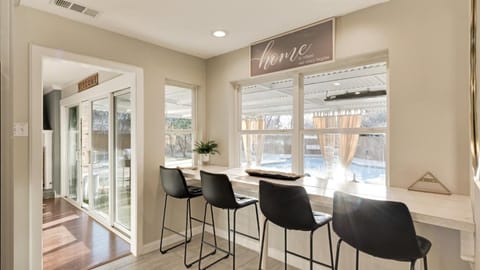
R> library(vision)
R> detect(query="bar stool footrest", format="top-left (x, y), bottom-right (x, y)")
top-left (286, 249), bottom-right (334, 269)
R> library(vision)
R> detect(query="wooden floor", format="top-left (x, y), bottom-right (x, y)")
top-left (43, 198), bottom-right (131, 270)
top-left (94, 233), bottom-right (300, 270)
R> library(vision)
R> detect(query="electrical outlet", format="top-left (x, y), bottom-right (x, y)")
top-left (13, 122), bottom-right (29, 137)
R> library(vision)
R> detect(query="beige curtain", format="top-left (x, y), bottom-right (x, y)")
top-left (313, 114), bottom-right (336, 169)
top-left (338, 114), bottom-right (362, 169)
top-left (313, 115), bottom-right (328, 156)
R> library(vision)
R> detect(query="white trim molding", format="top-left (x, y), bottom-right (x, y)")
top-left (29, 45), bottom-right (145, 269)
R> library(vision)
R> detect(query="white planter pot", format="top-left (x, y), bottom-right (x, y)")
top-left (199, 154), bottom-right (210, 165)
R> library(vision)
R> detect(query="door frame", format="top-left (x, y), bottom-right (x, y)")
top-left (30, 45), bottom-right (144, 269)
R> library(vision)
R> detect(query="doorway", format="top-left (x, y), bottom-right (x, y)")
top-left (30, 45), bottom-right (144, 269)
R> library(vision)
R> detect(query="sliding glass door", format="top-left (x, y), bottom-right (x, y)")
top-left (114, 92), bottom-right (131, 230)
top-left (67, 106), bottom-right (79, 200)
top-left (63, 89), bottom-right (132, 236)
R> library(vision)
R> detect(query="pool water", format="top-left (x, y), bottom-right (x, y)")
top-left (257, 155), bottom-right (385, 184)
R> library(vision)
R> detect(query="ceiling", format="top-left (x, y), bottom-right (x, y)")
top-left (20, 0), bottom-right (388, 59)
top-left (42, 57), bottom-right (120, 93)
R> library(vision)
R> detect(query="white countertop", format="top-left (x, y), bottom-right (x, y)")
top-left (182, 166), bottom-right (474, 233)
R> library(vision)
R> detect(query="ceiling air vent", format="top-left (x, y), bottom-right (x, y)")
top-left (83, 8), bottom-right (99, 18)
top-left (51, 0), bottom-right (100, 18)
top-left (70, 3), bottom-right (86, 13)
top-left (54, 0), bottom-right (72, 9)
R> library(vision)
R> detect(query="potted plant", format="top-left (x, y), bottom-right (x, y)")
top-left (193, 140), bottom-right (219, 165)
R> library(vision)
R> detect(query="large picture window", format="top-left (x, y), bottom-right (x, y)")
top-left (237, 62), bottom-right (388, 185)
top-left (165, 83), bottom-right (196, 167)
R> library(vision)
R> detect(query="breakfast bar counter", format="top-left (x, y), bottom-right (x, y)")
top-left (181, 166), bottom-right (475, 263)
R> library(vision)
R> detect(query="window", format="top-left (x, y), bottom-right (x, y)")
top-left (237, 62), bottom-right (388, 185)
top-left (239, 79), bottom-right (294, 171)
top-left (165, 83), bottom-right (196, 167)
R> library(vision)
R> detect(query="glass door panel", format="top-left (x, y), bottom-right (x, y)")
top-left (91, 98), bottom-right (110, 216)
top-left (67, 106), bottom-right (79, 200)
top-left (80, 101), bottom-right (91, 208)
top-left (114, 92), bottom-right (131, 230)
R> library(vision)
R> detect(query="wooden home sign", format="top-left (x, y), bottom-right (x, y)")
top-left (78, 73), bottom-right (99, 92)
top-left (250, 19), bottom-right (334, 76)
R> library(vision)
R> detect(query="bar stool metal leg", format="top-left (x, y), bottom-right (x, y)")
top-left (356, 249), bottom-right (359, 270)
top-left (198, 202), bottom-right (209, 270)
top-left (284, 228), bottom-right (288, 270)
top-left (410, 260), bottom-right (416, 270)
top-left (185, 200), bottom-right (217, 268)
top-left (227, 204), bottom-right (261, 241)
top-left (424, 256), bottom-right (428, 270)
top-left (199, 205), bottom-right (232, 270)
top-left (258, 219), bottom-right (268, 270)
top-left (233, 209), bottom-right (238, 270)
top-left (184, 199), bottom-right (192, 267)
top-left (327, 223), bottom-right (334, 270)
top-left (254, 204), bottom-right (261, 239)
top-left (159, 194), bottom-right (169, 254)
top-left (310, 230), bottom-right (314, 270)
top-left (335, 239), bottom-right (342, 270)
top-left (210, 205), bottom-right (218, 248)
top-left (227, 210), bottom-right (231, 254)
top-left (160, 195), bottom-right (192, 254)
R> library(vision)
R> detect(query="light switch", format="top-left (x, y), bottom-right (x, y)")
top-left (13, 122), bottom-right (29, 137)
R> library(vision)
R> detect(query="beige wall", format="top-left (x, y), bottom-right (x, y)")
top-left (11, 6), bottom-right (206, 269)
top-left (206, 0), bottom-right (470, 195)
top-left (0, 0), bottom-right (14, 269)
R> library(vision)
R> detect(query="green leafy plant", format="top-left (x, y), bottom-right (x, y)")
top-left (193, 140), bottom-right (219, 155)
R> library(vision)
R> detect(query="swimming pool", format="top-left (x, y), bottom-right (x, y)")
top-left (252, 155), bottom-right (386, 184)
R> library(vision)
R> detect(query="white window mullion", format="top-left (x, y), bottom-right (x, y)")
top-left (108, 93), bottom-right (115, 227)
top-left (296, 74), bottom-right (305, 175)
top-left (192, 86), bottom-right (198, 166)
top-left (304, 127), bottom-right (387, 134)
top-left (233, 85), bottom-right (241, 168)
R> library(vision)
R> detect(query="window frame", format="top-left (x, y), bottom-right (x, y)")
top-left (234, 58), bottom-right (389, 184)
top-left (235, 77), bottom-right (298, 172)
top-left (164, 80), bottom-right (198, 167)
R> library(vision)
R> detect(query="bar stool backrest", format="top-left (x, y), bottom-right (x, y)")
top-left (259, 180), bottom-right (316, 231)
top-left (332, 191), bottom-right (422, 261)
top-left (200, 170), bottom-right (238, 209)
top-left (160, 166), bottom-right (190, 198)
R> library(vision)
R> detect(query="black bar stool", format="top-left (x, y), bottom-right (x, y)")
top-left (159, 166), bottom-right (216, 268)
top-left (258, 180), bottom-right (335, 270)
top-left (198, 170), bottom-right (261, 270)
top-left (332, 191), bottom-right (431, 270)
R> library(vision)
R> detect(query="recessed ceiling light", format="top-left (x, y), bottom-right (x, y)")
top-left (333, 82), bottom-right (341, 86)
top-left (212, 30), bottom-right (227, 38)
